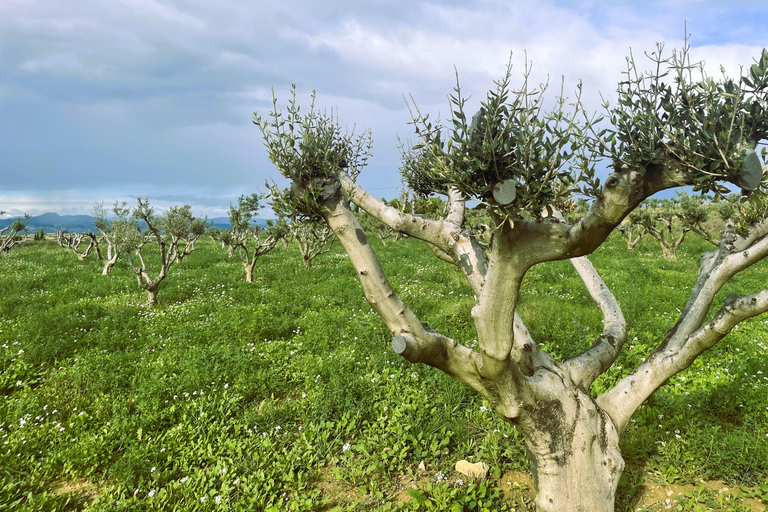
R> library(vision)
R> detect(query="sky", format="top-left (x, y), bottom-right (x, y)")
top-left (2, 0), bottom-right (768, 219)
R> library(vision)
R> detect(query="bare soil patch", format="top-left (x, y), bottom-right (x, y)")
top-left (50, 477), bottom-right (102, 503)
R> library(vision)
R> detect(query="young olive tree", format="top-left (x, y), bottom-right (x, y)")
top-left (620, 198), bottom-right (690, 259)
top-left (226, 193), bottom-right (289, 282)
top-left (615, 207), bottom-right (650, 251)
top-left (289, 218), bottom-right (335, 267)
top-left (255, 46), bottom-right (768, 512)
top-left (676, 191), bottom-right (722, 245)
top-left (93, 201), bottom-right (138, 275)
top-left (0, 213), bottom-right (29, 254)
top-left (126, 198), bottom-right (208, 305)
top-left (208, 227), bottom-right (234, 256)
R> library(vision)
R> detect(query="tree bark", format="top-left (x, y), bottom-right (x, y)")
top-left (520, 388), bottom-right (624, 512)
top-left (102, 256), bottom-right (116, 276)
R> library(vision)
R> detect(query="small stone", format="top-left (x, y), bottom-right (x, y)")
top-left (666, 490), bottom-right (673, 497)
top-left (418, 461), bottom-right (426, 471)
top-left (454, 460), bottom-right (489, 480)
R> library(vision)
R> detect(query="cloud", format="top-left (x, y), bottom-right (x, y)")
top-left (1, 0), bottom-right (767, 216)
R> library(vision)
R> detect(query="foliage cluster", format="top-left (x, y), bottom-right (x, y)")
top-left (404, 59), bottom-right (599, 219)
top-left (254, 86), bottom-right (372, 222)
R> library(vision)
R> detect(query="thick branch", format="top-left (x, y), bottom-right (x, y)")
top-left (318, 192), bottom-right (511, 400)
top-left (565, 256), bottom-right (627, 390)
top-left (471, 221), bottom-right (537, 377)
top-left (445, 187), bottom-right (465, 227)
top-left (340, 173), bottom-right (488, 295)
top-left (600, 289), bottom-right (768, 433)
top-left (502, 157), bottom-right (694, 267)
top-left (664, 226), bottom-right (768, 351)
top-left (426, 242), bottom-right (455, 264)
top-left (339, 173), bottom-right (445, 245)
top-left (598, 223), bottom-right (768, 432)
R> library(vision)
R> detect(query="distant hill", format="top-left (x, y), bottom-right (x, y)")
top-left (0, 213), bottom-right (267, 233)
top-left (0, 212), bottom-right (99, 233)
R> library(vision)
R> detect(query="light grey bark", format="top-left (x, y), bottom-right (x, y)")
top-left (101, 244), bottom-right (119, 275)
top-left (126, 233), bottom-right (176, 305)
top-left (126, 237), bottom-right (170, 306)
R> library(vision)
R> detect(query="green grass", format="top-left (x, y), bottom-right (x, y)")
top-left (1, 235), bottom-right (766, 511)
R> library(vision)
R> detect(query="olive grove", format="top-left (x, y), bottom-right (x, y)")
top-left (255, 46), bottom-right (768, 512)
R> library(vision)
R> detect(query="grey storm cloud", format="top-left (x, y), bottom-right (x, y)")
top-left (1, 0), bottom-right (767, 217)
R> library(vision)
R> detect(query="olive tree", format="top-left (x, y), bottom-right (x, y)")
top-left (254, 46), bottom-right (768, 512)
top-left (93, 201), bottom-right (139, 275)
top-left (615, 208), bottom-right (649, 251)
top-left (208, 227), bottom-right (235, 256)
top-left (620, 198), bottom-right (690, 259)
top-left (226, 193), bottom-right (289, 281)
top-left (0, 213), bottom-right (29, 254)
top-left (126, 198), bottom-right (208, 305)
top-left (676, 191), bottom-right (722, 245)
top-left (56, 230), bottom-right (102, 261)
top-left (290, 219), bottom-right (335, 267)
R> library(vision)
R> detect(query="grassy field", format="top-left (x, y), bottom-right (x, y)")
top-left (1, 233), bottom-right (767, 511)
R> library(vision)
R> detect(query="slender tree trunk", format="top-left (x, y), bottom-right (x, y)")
top-left (146, 287), bottom-right (158, 305)
top-left (660, 243), bottom-right (677, 260)
top-left (244, 263), bottom-right (254, 282)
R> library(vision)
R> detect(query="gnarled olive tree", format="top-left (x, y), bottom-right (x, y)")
top-left (126, 198), bottom-right (208, 305)
top-left (93, 201), bottom-right (139, 275)
top-left (676, 191), bottom-right (722, 245)
top-left (56, 230), bottom-right (102, 261)
top-left (226, 193), bottom-right (288, 282)
top-left (255, 46), bottom-right (768, 511)
top-left (0, 213), bottom-right (29, 254)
